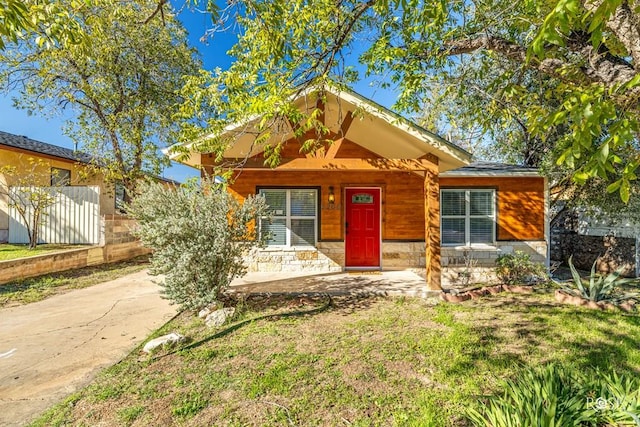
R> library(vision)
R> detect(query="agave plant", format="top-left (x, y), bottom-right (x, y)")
top-left (560, 256), bottom-right (638, 304)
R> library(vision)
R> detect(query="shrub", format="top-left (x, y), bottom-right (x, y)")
top-left (467, 364), bottom-right (640, 426)
top-left (127, 179), bottom-right (268, 311)
top-left (494, 251), bottom-right (547, 285)
top-left (559, 256), bottom-right (639, 304)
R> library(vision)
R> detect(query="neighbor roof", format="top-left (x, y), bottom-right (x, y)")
top-left (440, 162), bottom-right (541, 177)
top-left (0, 130), bottom-right (182, 185)
top-left (0, 131), bottom-right (94, 164)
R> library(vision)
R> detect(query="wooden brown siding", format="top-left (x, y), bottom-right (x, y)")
top-left (227, 170), bottom-right (427, 241)
top-left (439, 176), bottom-right (545, 241)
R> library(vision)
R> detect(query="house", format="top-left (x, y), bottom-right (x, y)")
top-left (173, 87), bottom-right (549, 290)
top-left (0, 131), bottom-right (178, 244)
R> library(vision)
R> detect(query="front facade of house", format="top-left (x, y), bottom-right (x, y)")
top-left (178, 87), bottom-right (548, 290)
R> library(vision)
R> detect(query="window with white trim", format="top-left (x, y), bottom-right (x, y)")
top-left (259, 188), bottom-right (317, 247)
top-left (441, 189), bottom-right (496, 245)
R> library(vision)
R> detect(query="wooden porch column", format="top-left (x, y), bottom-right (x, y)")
top-left (424, 168), bottom-right (441, 290)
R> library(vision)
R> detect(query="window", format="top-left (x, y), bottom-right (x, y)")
top-left (259, 188), bottom-right (317, 247)
top-left (441, 189), bottom-right (495, 245)
top-left (50, 167), bottom-right (71, 186)
top-left (115, 181), bottom-right (126, 213)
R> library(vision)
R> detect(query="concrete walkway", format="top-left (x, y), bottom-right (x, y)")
top-left (0, 270), bottom-right (176, 426)
top-left (230, 270), bottom-right (431, 297)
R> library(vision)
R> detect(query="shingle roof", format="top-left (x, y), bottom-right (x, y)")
top-left (0, 130), bottom-right (95, 164)
top-left (440, 161), bottom-right (540, 176)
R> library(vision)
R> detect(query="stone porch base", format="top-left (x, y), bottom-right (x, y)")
top-left (245, 240), bottom-right (549, 289)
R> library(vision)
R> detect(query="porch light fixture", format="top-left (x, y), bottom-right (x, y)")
top-left (328, 186), bottom-right (335, 205)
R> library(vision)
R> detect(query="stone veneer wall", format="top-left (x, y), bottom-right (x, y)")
top-left (245, 242), bottom-right (343, 273)
top-left (244, 240), bottom-right (549, 287)
top-left (441, 241), bottom-right (548, 287)
top-left (0, 215), bottom-right (149, 285)
top-left (245, 241), bottom-right (427, 273)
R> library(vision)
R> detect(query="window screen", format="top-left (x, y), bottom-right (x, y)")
top-left (259, 189), bottom-right (317, 246)
top-left (441, 189), bottom-right (495, 245)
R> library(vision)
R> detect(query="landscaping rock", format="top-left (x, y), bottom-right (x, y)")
top-left (619, 301), bottom-right (636, 312)
top-left (486, 285), bottom-right (503, 295)
top-left (503, 285), bottom-right (534, 294)
top-left (440, 292), bottom-right (471, 303)
top-left (142, 332), bottom-right (185, 353)
top-left (468, 288), bottom-right (489, 299)
top-left (198, 306), bottom-right (212, 319)
top-left (205, 307), bottom-right (236, 327)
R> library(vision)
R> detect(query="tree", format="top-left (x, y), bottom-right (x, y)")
top-left (126, 179), bottom-right (268, 311)
top-left (177, 0), bottom-right (640, 202)
top-left (1, 0), bottom-right (201, 193)
top-left (0, 158), bottom-right (64, 248)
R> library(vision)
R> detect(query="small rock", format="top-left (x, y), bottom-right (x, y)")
top-left (205, 307), bottom-right (236, 327)
top-left (142, 332), bottom-right (185, 353)
top-left (198, 307), bottom-right (212, 319)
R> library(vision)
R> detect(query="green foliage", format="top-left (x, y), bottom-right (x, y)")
top-left (171, 392), bottom-right (208, 419)
top-left (0, 0), bottom-right (85, 50)
top-left (467, 364), bottom-right (640, 426)
top-left (0, 0), bottom-right (201, 192)
top-left (126, 179), bottom-right (268, 311)
top-left (560, 256), bottom-right (638, 304)
top-left (495, 251), bottom-right (548, 285)
top-left (177, 0), bottom-right (640, 202)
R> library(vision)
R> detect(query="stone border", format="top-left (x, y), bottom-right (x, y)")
top-left (554, 289), bottom-right (637, 312)
top-left (440, 284), bottom-right (534, 303)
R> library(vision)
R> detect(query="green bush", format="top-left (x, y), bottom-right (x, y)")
top-left (467, 364), bottom-right (640, 426)
top-left (495, 251), bottom-right (547, 285)
top-left (127, 179), bottom-right (268, 311)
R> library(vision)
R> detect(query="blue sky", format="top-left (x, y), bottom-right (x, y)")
top-left (0, 4), bottom-right (398, 183)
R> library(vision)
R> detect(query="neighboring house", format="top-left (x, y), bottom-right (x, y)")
top-left (0, 131), bottom-right (122, 243)
top-left (0, 131), bottom-right (177, 244)
top-left (173, 87), bottom-right (549, 290)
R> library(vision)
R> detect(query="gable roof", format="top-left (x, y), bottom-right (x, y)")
top-left (0, 131), bottom-right (94, 164)
top-left (171, 85), bottom-right (472, 173)
top-left (440, 162), bottom-right (541, 177)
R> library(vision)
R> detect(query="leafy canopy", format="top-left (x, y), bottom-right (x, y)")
top-left (178, 0), bottom-right (640, 202)
top-left (1, 0), bottom-right (201, 192)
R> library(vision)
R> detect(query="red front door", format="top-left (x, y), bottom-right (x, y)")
top-left (345, 188), bottom-right (381, 268)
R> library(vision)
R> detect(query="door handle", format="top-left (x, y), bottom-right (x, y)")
top-left (345, 222), bottom-right (349, 235)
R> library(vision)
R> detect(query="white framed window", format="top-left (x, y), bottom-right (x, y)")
top-left (441, 189), bottom-right (496, 245)
top-left (259, 188), bottom-right (318, 247)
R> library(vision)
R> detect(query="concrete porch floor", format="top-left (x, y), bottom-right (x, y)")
top-left (229, 270), bottom-right (434, 297)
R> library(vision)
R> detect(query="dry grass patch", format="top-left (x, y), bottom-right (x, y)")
top-left (31, 292), bottom-right (640, 427)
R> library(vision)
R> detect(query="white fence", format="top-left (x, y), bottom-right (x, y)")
top-left (8, 186), bottom-right (101, 245)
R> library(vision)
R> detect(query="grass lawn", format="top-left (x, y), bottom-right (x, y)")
top-left (0, 243), bottom-right (78, 261)
top-left (0, 256), bottom-right (149, 307)
top-left (31, 291), bottom-right (640, 427)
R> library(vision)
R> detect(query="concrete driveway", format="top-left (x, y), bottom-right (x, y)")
top-left (0, 270), bottom-right (176, 426)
